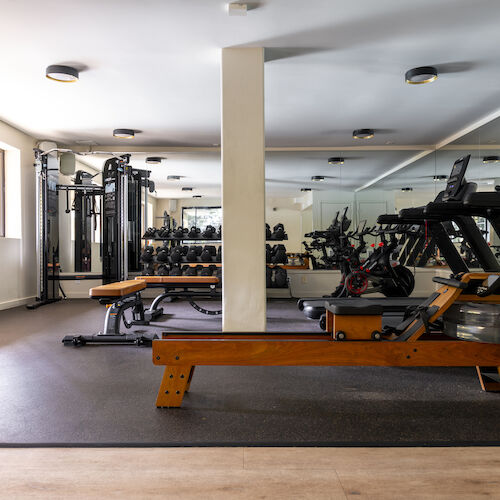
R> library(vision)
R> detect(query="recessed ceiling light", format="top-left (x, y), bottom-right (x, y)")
top-left (433, 175), bottom-right (447, 181)
top-left (193, 195), bottom-right (202, 198)
top-left (401, 187), bottom-right (413, 192)
top-left (328, 157), bottom-right (344, 165)
top-left (311, 176), bottom-right (325, 182)
top-left (113, 128), bottom-right (135, 139)
top-left (45, 64), bottom-right (79, 82)
top-left (353, 129), bottom-right (374, 139)
top-left (405, 66), bottom-right (438, 84)
top-left (301, 188), bottom-right (312, 192)
top-left (182, 187), bottom-right (193, 191)
top-left (167, 175), bottom-right (181, 181)
top-left (145, 156), bottom-right (165, 164)
top-left (483, 155), bottom-right (500, 163)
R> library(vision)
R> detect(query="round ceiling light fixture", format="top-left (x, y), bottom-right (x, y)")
top-left (167, 175), bottom-right (181, 181)
top-left (301, 188), bottom-right (312, 192)
top-left (181, 187), bottom-right (193, 191)
top-left (433, 175), bottom-right (447, 181)
top-left (483, 155), bottom-right (500, 163)
top-left (311, 176), bottom-right (325, 182)
top-left (353, 129), bottom-right (374, 139)
top-left (401, 187), bottom-right (413, 192)
top-left (45, 64), bottom-right (79, 82)
top-left (328, 157), bottom-right (344, 165)
top-left (113, 128), bottom-right (135, 139)
top-left (192, 195), bottom-right (202, 198)
top-left (145, 156), bottom-right (165, 164)
top-left (405, 66), bottom-right (438, 85)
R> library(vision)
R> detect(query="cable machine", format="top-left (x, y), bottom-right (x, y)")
top-left (28, 148), bottom-right (154, 308)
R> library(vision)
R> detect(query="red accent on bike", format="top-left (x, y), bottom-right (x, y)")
top-left (370, 244), bottom-right (375, 247)
top-left (379, 242), bottom-right (384, 247)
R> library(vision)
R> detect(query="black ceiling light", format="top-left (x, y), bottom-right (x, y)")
top-left (353, 129), bottom-right (374, 139)
top-left (181, 187), bottom-right (193, 191)
top-left (328, 157), bottom-right (344, 165)
top-left (45, 64), bottom-right (79, 82)
top-left (192, 195), bottom-right (202, 198)
top-left (113, 128), bottom-right (135, 139)
top-left (167, 175), bottom-right (181, 181)
top-left (483, 155), bottom-right (500, 164)
top-left (401, 187), bottom-right (413, 192)
top-left (405, 66), bottom-right (438, 85)
top-left (146, 156), bottom-right (165, 164)
top-left (433, 175), bottom-right (447, 181)
top-left (301, 188), bottom-right (312, 192)
top-left (311, 175), bottom-right (325, 182)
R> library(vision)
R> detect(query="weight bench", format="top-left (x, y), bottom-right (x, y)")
top-left (151, 273), bottom-right (500, 407)
top-left (62, 280), bottom-right (158, 347)
top-left (134, 276), bottom-right (221, 321)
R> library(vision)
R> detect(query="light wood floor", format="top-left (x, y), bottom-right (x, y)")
top-left (1, 447), bottom-right (499, 499)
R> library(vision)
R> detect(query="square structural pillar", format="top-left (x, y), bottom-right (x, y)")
top-left (221, 47), bottom-right (266, 332)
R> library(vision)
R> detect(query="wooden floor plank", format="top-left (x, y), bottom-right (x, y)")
top-left (1, 447), bottom-right (500, 499)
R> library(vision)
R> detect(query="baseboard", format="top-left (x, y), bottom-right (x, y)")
top-left (0, 296), bottom-right (37, 311)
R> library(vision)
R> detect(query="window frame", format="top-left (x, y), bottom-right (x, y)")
top-left (181, 205), bottom-right (222, 229)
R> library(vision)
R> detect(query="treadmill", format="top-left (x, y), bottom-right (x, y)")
top-left (299, 155), bottom-right (500, 328)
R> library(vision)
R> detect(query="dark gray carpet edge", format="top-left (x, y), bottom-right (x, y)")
top-left (2, 441), bottom-right (500, 448)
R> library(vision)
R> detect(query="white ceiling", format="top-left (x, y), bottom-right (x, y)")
top-left (3, 0), bottom-right (500, 195)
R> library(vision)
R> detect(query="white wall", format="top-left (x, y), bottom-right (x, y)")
top-left (0, 120), bottom-right (37, 309)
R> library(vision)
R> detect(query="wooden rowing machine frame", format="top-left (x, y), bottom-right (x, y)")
top-left (152, 272), bottom-right (500, 407)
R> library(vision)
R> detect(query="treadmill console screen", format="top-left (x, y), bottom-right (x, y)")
top-left (443, 154), bottom-right (470, 201)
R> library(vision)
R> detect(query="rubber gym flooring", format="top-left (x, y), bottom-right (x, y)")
top-left (1, 298), bottom-right (499, 446)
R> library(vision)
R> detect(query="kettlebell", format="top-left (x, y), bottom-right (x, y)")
top-left (156, 247), bottom-right (169, 262)
top-left (170, 265), bottom-right (182, 276)
top-left (186, 246), bottom-right (199, 262)
top-left (266, 223), bottom-right (272, 240)
top-left (274, 267), bottom-right (288, 288)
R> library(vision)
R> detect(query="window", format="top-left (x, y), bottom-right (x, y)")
top-left (0, 149), bottom-right (4, 237)
top-left (182, 206), bottom-right (222, 229)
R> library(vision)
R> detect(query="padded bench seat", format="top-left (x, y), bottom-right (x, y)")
top-left (135, 276), bottom-right (219, 285)
top-left (89, 280), bottom-right (146, 298)
top-left (326, 303), bottom-right (383, 316)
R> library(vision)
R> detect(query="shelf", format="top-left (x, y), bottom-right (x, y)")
top-left (143, 237), bottom-right (221, 242)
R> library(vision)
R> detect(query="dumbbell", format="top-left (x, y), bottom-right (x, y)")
top-left (158, 227), bottom-right (171, 238)
top-left (201, 245), bottom-right (216, 262)
top-left (143, 227), bottom-right (157, 238)
top-left (274, 267), bottom-right (288, 288)
top-left (272, 244), bottom-right (288, 264)
top-left (266, 266), bottom-right (273, 288)
top-left (183, 265), bottom-right (200, 277)
top-left (156, 246), bottom-right (169, 263)
top-left (170, 265), bottom-right (182, 276)
top-left (216, 246), bottom-right (222, 263)
top-left (157, 264), bottom-right (169, 276)
top-left (186, 245), bottom-right (203, 262)
top-left (217, 225), bottom-right (222, 239)
top-left (272, 223), bottom-right (286, 240)
top-left (200, 265), bottom-right (216, 276)
top-left (169, 246), bottom-right (183, 264)
top-left (266, 223), bottom-right (272, 240)
top-left (202, 225), bottom-right (216, 239)
top-left (266, 244), bottom-right (272, 264)
top-left (140, 246), bottom-right (155, 263)
top-left (187, 226), bottom-right (201, 239)
top-left (173, 227), bottom-right (187, 238)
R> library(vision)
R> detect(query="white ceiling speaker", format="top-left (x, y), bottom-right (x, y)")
top-left (60, 152), bottom-right (76, 176)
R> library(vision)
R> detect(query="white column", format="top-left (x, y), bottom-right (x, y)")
top-left (221, 47), bottom-right (266, 332)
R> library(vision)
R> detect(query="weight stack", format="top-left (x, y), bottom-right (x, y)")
top-left (443, 302), bottom-right (500, 343)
